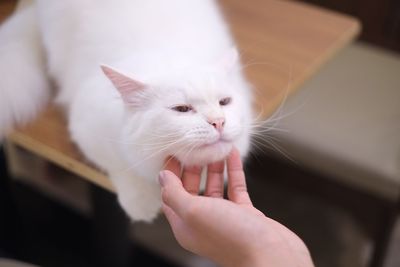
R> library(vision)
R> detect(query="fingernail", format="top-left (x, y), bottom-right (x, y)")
top-left (158, 171), bottom-right (166, 187)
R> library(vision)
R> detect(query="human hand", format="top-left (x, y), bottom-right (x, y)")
top-left (159, 148), bottom-right (314, 267)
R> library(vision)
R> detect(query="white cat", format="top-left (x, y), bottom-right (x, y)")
top-left (0, 0), bottom-right (253, 221)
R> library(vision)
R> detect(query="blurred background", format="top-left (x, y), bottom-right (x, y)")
top-left (1, 0), bottom-right (399, 267)
top-left (298, 0), bottom-right (400, 53)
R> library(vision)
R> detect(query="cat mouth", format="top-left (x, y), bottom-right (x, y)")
top-left (199, 138), bottom-right (231, 149)
top-left (180, 138), bottom-right (233, 165)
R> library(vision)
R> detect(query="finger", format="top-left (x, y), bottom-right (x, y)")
top-left (227, 147), bottom-right (252, 205)
top-left (162, 203), bottom-right (190, 247)
top-left (182, 165), bottom-right (202, 195)
top-left (164, 157), bottom-right (181, 177)
top-left (204, 161), bottom-right (225, 198)
top-left (159, 170), bottom-right (192, 217)
top-left (162, 203), bottom-right (181, 226)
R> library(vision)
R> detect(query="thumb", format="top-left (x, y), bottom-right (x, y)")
top-left (159, 170), bottom-right (191, 217)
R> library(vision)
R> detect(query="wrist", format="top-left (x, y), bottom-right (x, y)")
top-left (243, 246), bottom-right (314, 267)
top-left (218, 245), bottom-right (312, 267)
top-left (218, 248), bottom-right (264, 267)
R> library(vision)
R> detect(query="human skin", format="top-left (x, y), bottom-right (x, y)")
top-left (159, 148), bottom-right (314, 267)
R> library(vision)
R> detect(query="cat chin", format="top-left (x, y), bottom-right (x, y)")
top-left (177, 142), bottom-right (233, 167)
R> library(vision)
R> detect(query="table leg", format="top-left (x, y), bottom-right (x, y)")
top-left (0, 146), bottom-right (24, 258)
top-left (89, 184), bottom-right (132, 267)
top-left (369, 202), bottom-right (399, 267)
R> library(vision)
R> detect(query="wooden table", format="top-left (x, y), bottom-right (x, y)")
top-left (2, 0), bottom-right (360, 192)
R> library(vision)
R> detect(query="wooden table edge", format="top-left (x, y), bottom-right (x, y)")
top-left (7, 132), bottom-right (115, 192)
top-left (289, 17), bottom-right (361, 98)
top-left (3, 4), bottom-right (362, 194)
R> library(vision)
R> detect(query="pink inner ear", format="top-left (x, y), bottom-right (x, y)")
top-left (101, 65), bottom-right (146, 106)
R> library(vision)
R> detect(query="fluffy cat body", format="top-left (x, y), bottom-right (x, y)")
top-left (0, 0), bottom-right (253, 221)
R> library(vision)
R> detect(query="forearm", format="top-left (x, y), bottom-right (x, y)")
top-left (218, 243), bottom-right (314, 267)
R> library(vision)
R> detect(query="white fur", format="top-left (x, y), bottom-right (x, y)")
top-left (0, 5), bottom-right (49, 138)
top-left (0, 0), bottom-right (253, 221)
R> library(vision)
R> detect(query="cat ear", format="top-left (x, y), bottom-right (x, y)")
top-left (217, 47), bottom-right (239, 73)
top-left (101, 65), bottom-right (148, 107)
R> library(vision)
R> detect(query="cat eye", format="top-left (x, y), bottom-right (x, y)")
top-left (171, 105), bottom-right (192, 112)
top-left (219, 97), bottom-right (232, 106)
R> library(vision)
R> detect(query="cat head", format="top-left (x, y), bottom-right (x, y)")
top-left (101, 49), bottom-right (252, 167)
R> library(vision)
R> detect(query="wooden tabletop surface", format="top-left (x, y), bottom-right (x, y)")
top-left (2, 0), bottom-right (360, 192)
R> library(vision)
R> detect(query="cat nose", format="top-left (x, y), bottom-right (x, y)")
top-left (208, 118), bottom-right (225, 132)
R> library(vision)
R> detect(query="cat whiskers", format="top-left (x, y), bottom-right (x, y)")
top-left (161, 141), bottom-right (198, 171)
top-left (240, 121), bottom-right (296, 163)
top-left (240, 61), bottom-right (298, 161)
top-left (233, 121), bottom-right (295, 163)
top-left (100, 131), bottom-right (182, 148)
top-left (250, 134), bottom-right (294, 162)
top-left (116, 133), bottom-right (190, 174)
top-left (176, 141), bottom-right (200, 167)
top-left (140, 131), bottom-right (192, 152)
